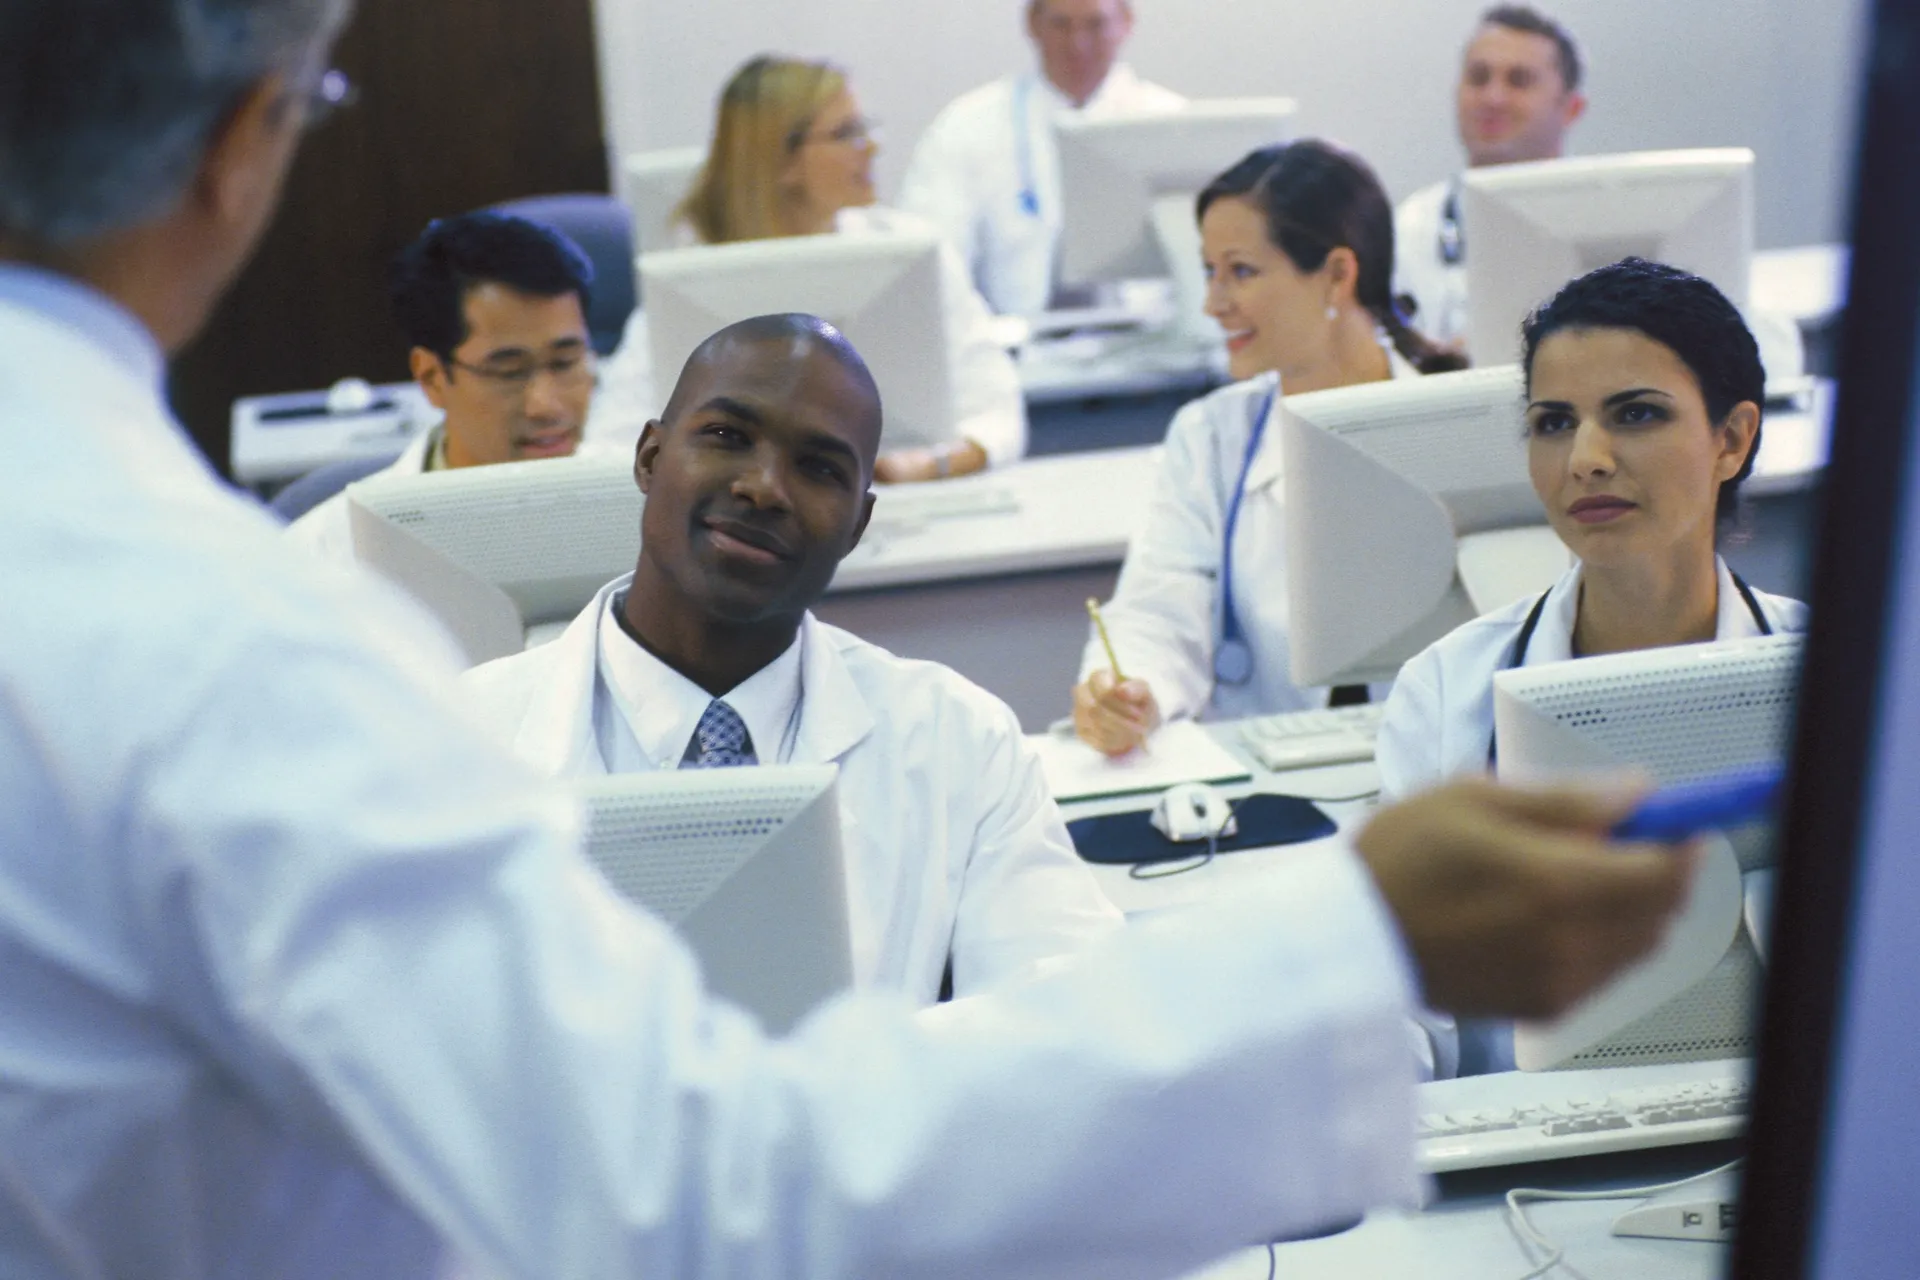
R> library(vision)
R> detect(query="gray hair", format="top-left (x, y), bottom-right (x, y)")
top-left (0, 0), bottom-right (351, 244)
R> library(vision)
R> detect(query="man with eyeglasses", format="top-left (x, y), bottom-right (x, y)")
top-left (288, 211), bottom-right (603, 561)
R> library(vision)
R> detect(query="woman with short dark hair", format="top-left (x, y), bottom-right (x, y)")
top-left (1378, 256), bottom-right (1807, 801)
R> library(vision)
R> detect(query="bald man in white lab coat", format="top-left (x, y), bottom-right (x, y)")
top-left (462, 313), bottom-right (1124, 1005)
top-left (901, 0), bottom-right (1185, 315)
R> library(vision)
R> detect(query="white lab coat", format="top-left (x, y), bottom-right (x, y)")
top-left (586, 205), bottom-right (1027, 467)
top-left (459, 576), bottom-right (1124, 1002)
top-left (1392, 180), bottom-right (1467, 349)
top-left (900, 66), bottom-right (1187, 317)
top-left (1377, 557), bottom-right (1809, 799)
top-left (1083, 353), bottom-right (1416, 724)
top-left (0, 267), bottom-right (1424, 1279)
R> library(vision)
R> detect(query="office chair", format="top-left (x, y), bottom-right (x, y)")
top-left (267, 451), bottom-right (406, 523)
top-left (485, 193), bottom-right (639, 356)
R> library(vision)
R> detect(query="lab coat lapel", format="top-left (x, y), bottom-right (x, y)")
top-left (788, 614), bottom-right (875, 765)
top-left (514, 576), bottom-right (628, 776)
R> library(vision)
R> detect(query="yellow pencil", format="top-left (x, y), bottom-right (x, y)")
top-left (1086, 597), bottom-right (1126, 681)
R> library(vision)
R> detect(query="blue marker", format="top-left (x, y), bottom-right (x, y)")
top-left (1612, 764), bottom-right (1784, 842)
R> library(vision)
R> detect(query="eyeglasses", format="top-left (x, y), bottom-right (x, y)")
top-left (298, 68), bottom-right (358, 132)
top-left (793, 116), bottom-right (881, 150)
top-left (446, 350), bottom-right (598, 396)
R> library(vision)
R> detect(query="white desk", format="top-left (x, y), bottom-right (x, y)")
top-left (828, 393), bottom-right (1829, 732)
top-left (1048, 730), bottom-right (1741, 1280)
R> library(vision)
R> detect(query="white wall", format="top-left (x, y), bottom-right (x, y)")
top-left (591, 0), bottom-right (1868, 249)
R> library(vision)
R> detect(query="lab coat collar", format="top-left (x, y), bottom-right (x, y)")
top-left (508, 576), bottom-right (875, 773)
top-left (0, 264), bottom-right (163, 392)
top-left (786, 612), bottom-right (877, 765)
top-left (1527, 556), bottom-right (1769, 667)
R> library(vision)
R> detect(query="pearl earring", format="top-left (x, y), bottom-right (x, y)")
top-left (1325, 305), bottom-right (1339, 321)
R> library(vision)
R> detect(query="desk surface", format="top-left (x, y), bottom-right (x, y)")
top-left (829, 445), bottom-right (1161, 594)
top-left (1048, 725), bottom-right (1742, 1280)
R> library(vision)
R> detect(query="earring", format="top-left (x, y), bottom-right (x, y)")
top-left (1325, 305), bottom-right (1339, 321)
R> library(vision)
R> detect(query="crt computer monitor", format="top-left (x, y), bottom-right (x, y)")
top-left (347, 452), bottom-right (641, 638)
top-left (1281, 364), bottom-right (1570, 689)
top-left (622, 145), bottom-right (705, 256)
top-left (1494, 633), bottom-right (1803, 1073)
top-left (641, 232), bottom-right (955, 452)
top-left (1054, 97), bottom-right (1296, 336)
top-left (572, 764), bottom-right (853, 1033)
top-left (1462, 147), bottom-right (1755, 365)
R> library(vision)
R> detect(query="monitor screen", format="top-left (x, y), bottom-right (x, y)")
top-left (1281, 364), bottom-right (1565, 688)
top-left (1462, 148), bottom-right (1754, 365)
top-left (1495, 634), bottom-right (1802, 1072)
top-left (348, 453), bottom-right (641, 628)
top-left (641, 232), bottom-right (954, 451)
top-left (572, 764), bottom-right (852, 1033)
top-left (622, 145), bottom-right (705, 256)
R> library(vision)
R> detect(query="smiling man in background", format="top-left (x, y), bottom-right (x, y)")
top-left (288, 210), bottom-right (597, 560)
top-left (1393, 4), bottom-right (1587, 348)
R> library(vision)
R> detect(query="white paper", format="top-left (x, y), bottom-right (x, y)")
top-left (1029, 720), bottom-right (1253, 803)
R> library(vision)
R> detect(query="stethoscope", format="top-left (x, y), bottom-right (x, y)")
top-left (1214, 384), bottom-right (1280, 686)
top-left (1437, 180), bottom-right (1464, 267)
top-left (1485, 573), bottom-right (1774, 767)
top-left (1012, 77), bottom-right (1042, 218)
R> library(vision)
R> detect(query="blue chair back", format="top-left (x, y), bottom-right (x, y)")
top-left (486, 193), bottom-right (638, 355)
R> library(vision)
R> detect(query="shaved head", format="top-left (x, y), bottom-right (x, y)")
top-left (661, 313), bottom-right (883, 464)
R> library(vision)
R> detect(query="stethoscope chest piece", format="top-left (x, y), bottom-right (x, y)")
top-left (1214, 636), bottom-right (1255, 687)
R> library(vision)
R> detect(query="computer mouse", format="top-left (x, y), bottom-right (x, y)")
top-left (1150, 782), bottom-right (1238, 843)
top-left (326, 376), bottom-right (377, 415)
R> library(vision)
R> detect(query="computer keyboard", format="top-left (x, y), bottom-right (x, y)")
top-left (1418, 1074), bottom-right (1749, 1173)
top-left (1238, 703), bottom-right (1385, 771)
top-left (868, 484), bottom-right (1021, 530)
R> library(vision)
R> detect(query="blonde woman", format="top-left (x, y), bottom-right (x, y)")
top-left (593, 56), bottom-right (1025, 482)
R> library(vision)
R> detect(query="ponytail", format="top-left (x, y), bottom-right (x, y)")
top-left (1373, 299), bottom-right (1468, 375)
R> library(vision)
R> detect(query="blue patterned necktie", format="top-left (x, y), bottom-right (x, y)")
top-left (685, 699), bottom-right (757, 768)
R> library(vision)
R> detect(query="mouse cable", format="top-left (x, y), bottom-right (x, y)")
top-left (1502, 1158), bottom-right (1741, 1280)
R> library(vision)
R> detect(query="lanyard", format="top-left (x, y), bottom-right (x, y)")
top-left (1486, 570), bottom-right (1774, 767)
top-left (1012, 77), bottom-right (1042, 218)
top-left (1214, 384), bottom-right (1278, 686)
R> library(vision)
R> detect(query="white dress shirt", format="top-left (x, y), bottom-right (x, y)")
top-left (595, 594), bottom-right (803, 769)
top-left (1377, 557), bottom-right (1809, 799)
top-left (1082, 350), bottom-right (1415, 724)
top-left (0, 262), bottom-right (1425, 1278)
top-left (585, 204), bottom-right (1027, 467)
top-left (900, 65), bottom-right (1187, 316)
top-left (463, 577), bottom-right (1126, 1002)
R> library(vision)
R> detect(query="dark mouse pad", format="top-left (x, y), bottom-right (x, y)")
top-left (1068, 793), bottom-right (1337, 865)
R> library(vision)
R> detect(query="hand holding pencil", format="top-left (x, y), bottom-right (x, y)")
top-left (1072, 599), bottom-right (1162, 757)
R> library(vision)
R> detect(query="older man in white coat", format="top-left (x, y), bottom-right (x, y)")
top-left (0, 1), bottom-right (1705, 1274)
top-left (900, 0), bottom-right (1185, 316)
top-left (461, 312), bottom-right (1123, 1003)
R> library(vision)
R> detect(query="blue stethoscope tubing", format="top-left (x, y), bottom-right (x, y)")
top-left (1013, 77), bottom-right (1041, 217)
top-left (1214, 384), bottom-right (1279, 686)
